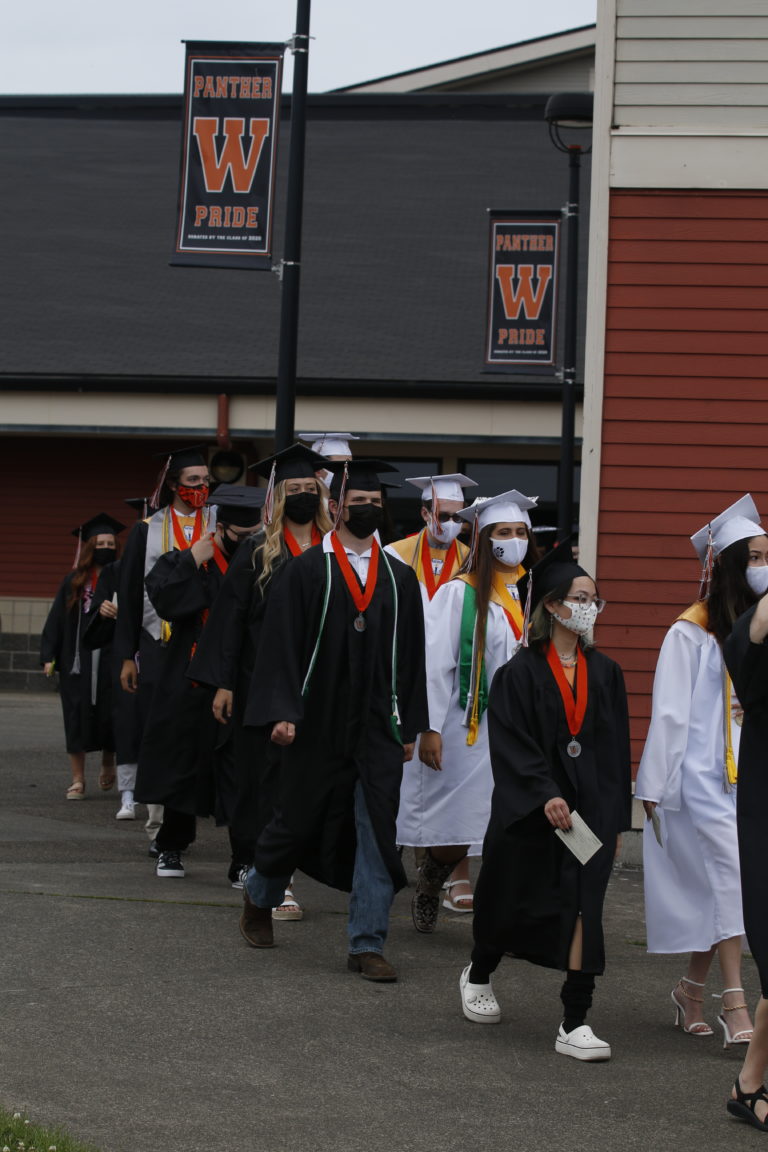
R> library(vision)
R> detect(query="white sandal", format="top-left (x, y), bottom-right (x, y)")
top-left (459, 964), bottom-right (501, 1024)
top-left (714, 987), bottom-right (754, 1048)
top-left (443, 880), bottom-right (474, 913)
top-left (272, 888), bottom-right (304, 921)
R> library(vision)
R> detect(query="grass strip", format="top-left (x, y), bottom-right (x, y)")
top-left (0, 1108), bottom-right (99, 1152)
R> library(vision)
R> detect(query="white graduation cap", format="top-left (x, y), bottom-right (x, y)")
top-left (298, 432), bottom-right (359, 458)
top-left (690, 494), bottom-right (764, 562)
top-left (406, 473), bottom-right (478, 504)
top-left (458, 489), bottom-right (538, 531)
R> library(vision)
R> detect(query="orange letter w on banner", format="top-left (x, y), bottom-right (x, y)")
top-left (495, 264), bottom-right (553, 320)
top-left (192, 118), bottom-right (270, 194)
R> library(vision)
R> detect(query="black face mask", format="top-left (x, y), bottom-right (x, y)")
top-left (93, 547), bottom-right (116, 567)
top-left (344, 503), bottom-right (384, 540)
top-left (284, 492), bottom-right (320, 525)
top-left (219, 532), bottom-right (241, 558)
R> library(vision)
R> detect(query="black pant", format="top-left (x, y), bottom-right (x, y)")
top-left (155, 807), bottom-right (196, 852)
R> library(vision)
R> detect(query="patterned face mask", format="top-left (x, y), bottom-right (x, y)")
top-left (552, 600), bottom-right (599, 636)
top-left (176, 484), bottom-right (209, 509)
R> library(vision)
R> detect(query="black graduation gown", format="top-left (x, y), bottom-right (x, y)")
top-left (473, 645), bottom-right (632, 974)
top-left (134, 548), bottom-right (227, 816)
top-left (246, 543), bottom-right (428, 893)
top-left (82, 559), bottom-right (140, 765)
top-left (723, 606), bottom-right (768, 996)
top-left (40, 571), bottom-right (114, 755)
top-left (114, 518), bottom-right (169, 744)
top-left (186, 531), bottom-right (285, 842)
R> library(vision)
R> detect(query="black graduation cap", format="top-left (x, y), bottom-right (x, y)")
top-left (326, 458), bottom-right (400, 500)
top-left (206, 484), bottom-right (265, 527)
top-left (517, 537), bottom-right (589, 613)
top-left (71, 513), bottom-right (126, 542)
top-left (249, 443), bottom-right (327, 483)
top-left (151, 443), bottom-right (208, 472)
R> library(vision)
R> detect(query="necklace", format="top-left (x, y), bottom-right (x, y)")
top-left (556, 649), bottom-right (578, 667)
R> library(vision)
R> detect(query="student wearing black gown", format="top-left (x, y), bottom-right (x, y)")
top-left (82, 498), bottom-right (148, 821)
top-left (115, 445), bottom-right (216, 842)
top-left (40, 514), bottom-right (125, 800)
top-left (135, 486), bottom-right (263, 880)
top-left (239, 459), bottom-right (428, 982)
top-left (187, 443), bottom-right (329, 897)
top-left (459, 543), bottom-right (631, 1061)
top-left (723, 595), bottom-right (768, 1131)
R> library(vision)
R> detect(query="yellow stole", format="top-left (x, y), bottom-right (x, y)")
top-left (387, 531), bottom-right (468, 587)
top-left (456, 568), bottom-right (525, 744)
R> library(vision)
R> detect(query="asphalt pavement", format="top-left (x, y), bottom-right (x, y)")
top-left (0, 692), bottom-right (762, 1152)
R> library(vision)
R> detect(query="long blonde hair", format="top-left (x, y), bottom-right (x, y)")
top-left (255, 478), bottom-right (331, 591)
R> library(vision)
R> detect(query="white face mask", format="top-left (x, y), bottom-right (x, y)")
top-left (746, 565), bottom-right (768, 596)
top-left (552, 600), bottom-right (599, 636)
top-left (430, 519), bottom-right (464, 546)
top-left (490, 536), bottom-right (527, 568)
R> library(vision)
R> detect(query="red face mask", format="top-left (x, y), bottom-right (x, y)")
top-left (176, 484), bottom-right (209, 509)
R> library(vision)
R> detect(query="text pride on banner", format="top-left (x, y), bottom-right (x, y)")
top-left (171, 41), bottom-right (285, 270)
top-left (484, 211), bottom-right (561, 372)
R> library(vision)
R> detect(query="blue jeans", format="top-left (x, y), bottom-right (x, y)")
top-left (245, 779), bottom-right (394, 955)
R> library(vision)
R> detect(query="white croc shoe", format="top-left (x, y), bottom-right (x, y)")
top-left (459, 965), bottom-right (501, 1024)
top-left (555, 1023), bottom-right (611, 1062)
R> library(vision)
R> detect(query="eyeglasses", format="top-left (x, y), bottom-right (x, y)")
top-left (563, 595), bottom-right (607, 613)
top-left (436, 512), bottom-right (463, 524)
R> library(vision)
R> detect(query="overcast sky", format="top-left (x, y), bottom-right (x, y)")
top-left (2, 1), bottom-right (596, 94)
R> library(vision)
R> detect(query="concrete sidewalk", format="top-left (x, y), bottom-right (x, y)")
top-left (0, 693), bottom-right (759, 1152)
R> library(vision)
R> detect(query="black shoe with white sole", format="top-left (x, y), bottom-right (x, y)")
top-left (156, 850), bottom-right (185, 878)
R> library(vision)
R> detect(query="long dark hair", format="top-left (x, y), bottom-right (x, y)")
top-left (460, 523), bottom-right (541, 642)
top-left (707, 536), bottom-right (762, 645)
top-left (66, 537), bottom-right (120, 609)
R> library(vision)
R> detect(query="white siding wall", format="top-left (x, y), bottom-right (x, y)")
top-left (615, 0), bottom-right (768, 130)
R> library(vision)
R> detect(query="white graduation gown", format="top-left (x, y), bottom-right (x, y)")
top-left (397, 579), bottom-right (520, 849)
top-left (635, 620), bottom-right (744, 953)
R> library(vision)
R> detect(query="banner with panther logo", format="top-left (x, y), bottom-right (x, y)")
top-left (484, 211), bottom-right (561, 372)
top-left (172, 41), bottom-right (285, 269)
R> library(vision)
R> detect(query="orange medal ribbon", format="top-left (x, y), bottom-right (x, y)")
top-left (331, 531), bottom-right (380, 617)
top-left (420, 533), bottom-right (458, 601)
top-left (171, 508), bottom-right (204, 550)
top-left (546, 641), bottom-right (588, 751)
top-left (283, 524), bottom-right (321, 557)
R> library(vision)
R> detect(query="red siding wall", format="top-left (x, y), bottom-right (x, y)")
top-left (0, 436), bottom-right (171, 600)
top-left (596, 189), bottom-right (768, 766)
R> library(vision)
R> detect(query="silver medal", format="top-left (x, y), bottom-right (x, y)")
top-left (353, 613), bottom-right (367, 633)
top-left (566, 739), bottom-right (581, 758)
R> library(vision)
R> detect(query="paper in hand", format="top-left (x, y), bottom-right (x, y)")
top-left (650, 807), bottom-right (663, 848)
top-left (555, 810), bottom-right (603, 865)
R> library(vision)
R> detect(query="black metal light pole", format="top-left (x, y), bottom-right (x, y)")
top-left (274, 0), bottom-right (311, 452)
top-left (544, 92), bottom-right (593, 543)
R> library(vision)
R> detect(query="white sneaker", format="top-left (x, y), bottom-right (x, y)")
top-left (116, 801), bottom-right (136, 820)
top-left (555, 1024), bottom-right (611, 1061)
top-left (459, 964), bottom-right (501, 1024)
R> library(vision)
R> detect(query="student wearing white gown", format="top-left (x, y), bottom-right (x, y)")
top-left (403, 489), bottom-right (540, 934)
top-left (636, 495), bottom-right (768, 1046)
top-left (386, 473), bottom-right (477, 910)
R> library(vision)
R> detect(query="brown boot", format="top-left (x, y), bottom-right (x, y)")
top-left (239, 888), bottom-right (274, 948)
top-left (347, 952), bottom-right (397, 982)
